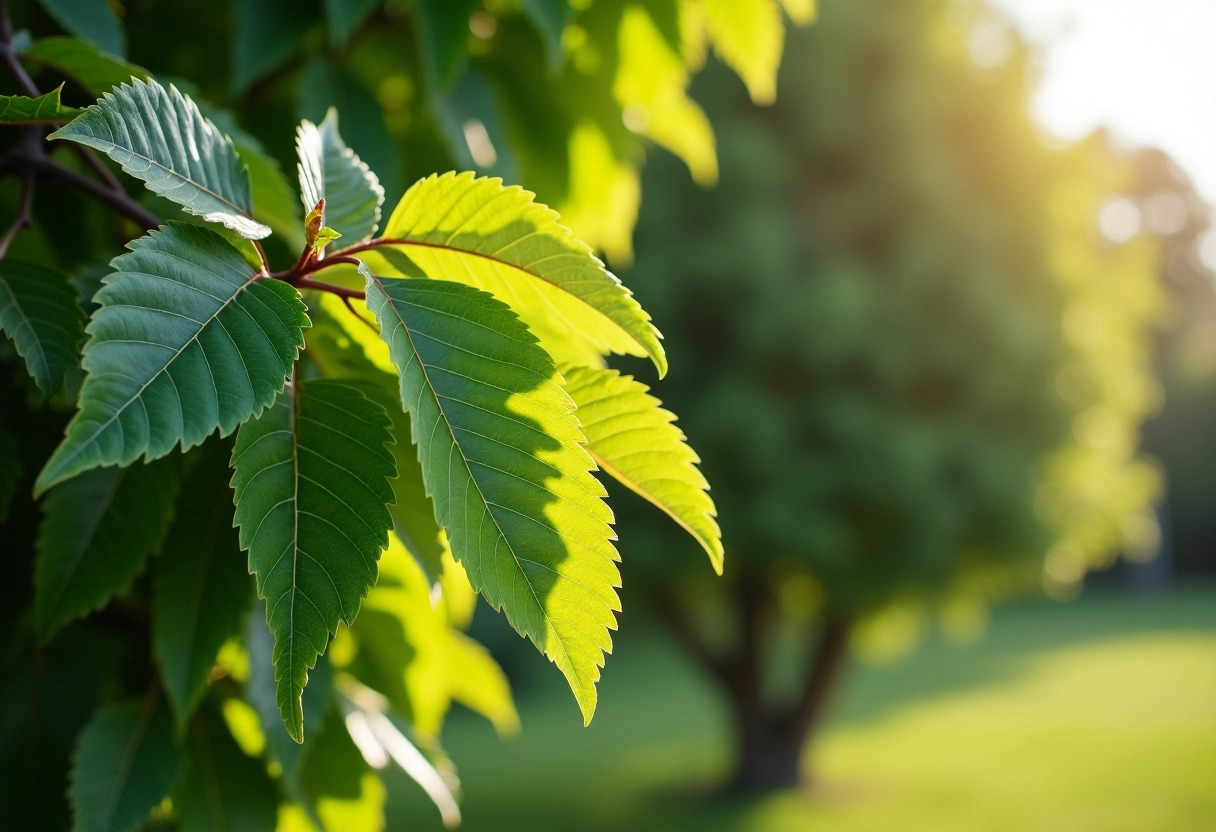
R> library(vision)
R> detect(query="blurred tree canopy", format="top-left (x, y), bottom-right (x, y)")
top-left (622, 0), bottom-right (1165, 790)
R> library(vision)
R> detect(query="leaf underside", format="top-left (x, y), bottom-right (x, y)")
top-left (368, 171), bottom-right (666, 376)
top-left (50, 78), bottom-right (271, 238)
top-left (0, 259), bottom-right (86, 392)
top-left (296, 108), bottom-right (384, 243)
top-left (36, 223), bottom-right (307, 495)
top-left (232, 379), bottom-right (396, 742)
top-left (364, 269), bottom-right (620, 723)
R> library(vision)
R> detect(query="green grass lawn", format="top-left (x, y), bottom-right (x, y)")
top-left (384, 587), bottom-right (1216, 831)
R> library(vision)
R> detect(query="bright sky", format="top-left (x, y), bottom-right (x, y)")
top-left (989, 0), bottom-right (1216, 208)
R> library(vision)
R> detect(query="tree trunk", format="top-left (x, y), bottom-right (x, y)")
top-left (727, 613), bottom-right (851, 793)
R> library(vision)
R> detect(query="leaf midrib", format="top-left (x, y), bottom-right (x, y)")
top-left (48, 269), bottom-right (260, 482)
top-left (64, 128), bottom-right (253, 222)
top-left (0, 273), bottom-right (50, 380)
top-left (100, 695), bottom-right (159, 831)
top-left (378, 237), bottom-right (643, 350)
top-left (370, 275), bottom-right (576, 678)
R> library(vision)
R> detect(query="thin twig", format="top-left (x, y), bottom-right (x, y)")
top-left (342, 296), bottom-right (379, 332)
top-left (295, 277), bottom-right (365, 299)
top-left (0, 168), bottom-right (34, 258)
top-left (37, 157), bottom-right (159, 230)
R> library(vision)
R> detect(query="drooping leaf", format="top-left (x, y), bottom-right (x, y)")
top-left (296, 108), bottom-right (384, 243)
top-left (0, 424), bottom-right (19, 524)
top-left (35, 223), bottom-right (308, 495)
top-left (325, 0), bottom-right (380, 45)
top-left (232, 379), bottom-right (396, 742)
top-left (614, 7), bottom-right (717, 186)
top-left (152, 448), bottom-right (253, 727)
top-left (34, 0), bottom-right (125, 57)
top-left (19, 36), bottom-right (147, 96)
top-left (50, 79), bottom-right (272, 239)
top-left (0, 85), bottom-right (80, 124)
top-left (303, 297), bottom-right (448, 580)
top-left (563, 365), bottom-right (723, 573)
top-left (413, 0), bottom-right (478, 88)
top-left (363, 271), bottom-right (620, 723)
top-left (369, 171), bottom-right (666, 376)
top-left (231, 0), bottom-right (315, 94)
top-left (36, 456), bottom-right (182, 640)
top-left (175, 705), bottom-right (278, 832)
top-left (699, 0), bottom-right (785, 104)
top-left (0, 259), bottom-right (86, 392)
top-left (244, 602), bottom-right (333, 777)
top-left (68, 697), bottom-right (183, 832)
top-left (447, 631), bottom-right (519, 736)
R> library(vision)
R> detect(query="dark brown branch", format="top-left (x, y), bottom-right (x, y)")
top-left (788, 614), bottom-right (850, 742)
top-left (295, 277), bottom-right (365, 299)
top-left (0, 167), bottom-right (34, 258)
top-left (37, 157), bottom-right (159, 230)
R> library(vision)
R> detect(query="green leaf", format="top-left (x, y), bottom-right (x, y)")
top-left (232, 379), bottom-right (396, 742)
top-left (699, 0), bottom-right (785, 104)
top-left (152, 448), bottom-right (253, 728)
top-left (370, 172), bottom-right (666, 376)
top-left (49, 79), bottom-right (272, 239)
top-left (303, 298), bottom-right (447, 580)
top-left (414, 0), bottom-right (478, 87)
top-left (244, 602), bottom-right (333, 778)
top-left (778, 0), bottom-right (817, 25)
top-left (36, 456), bottom-right (182, 640)
top-left (563, 365), bottom-right (723, 573)
top-left (447, 630), bottom-right (519, 736)
top-left (0, 85), bottom-right (81, 124)
top-left (35, 223), bottom-right (308, 495)
top-left (19, 36), bottom-right (147, 97)
top-left (363, 271), bottom-right (620, 723)
top-left (296, 108), bottom-right (384, 243)
top-left (175, 705), bottom-right (278, 832)
top-left (68, 696), bottom-right (183, 832)
top-left (34, 0), bottom-right (125, 57)
top-left (325, 0), bottom-right (380, 45)
top-left (0, 259), bottom-right (86, 393)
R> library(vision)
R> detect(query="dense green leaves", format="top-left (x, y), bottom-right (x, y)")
top-left (296, 108), bottom-right (384, 243)
top-left (564, 365), bottom-right (722, 573)
top-left (0, 259), bottom-right (85, 392)
top-left (364, 271), bottom-right (620, 723)
top-left (152, 450), bottom-right (252, 726)
top-left (50, 79), bottom-right (271, 239)
top-left (69, 697), bottom-right (183, 832)
top-left (36, 456), bottom-right (181, 639)
top-left (0, 85), bottom-right (80, 124)
top-left (232, 379), bottom-right (396, 741)
top-left (36, 223), bottom-right (308, 494)
top-left (369, 172), bottom-right (667, 376)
